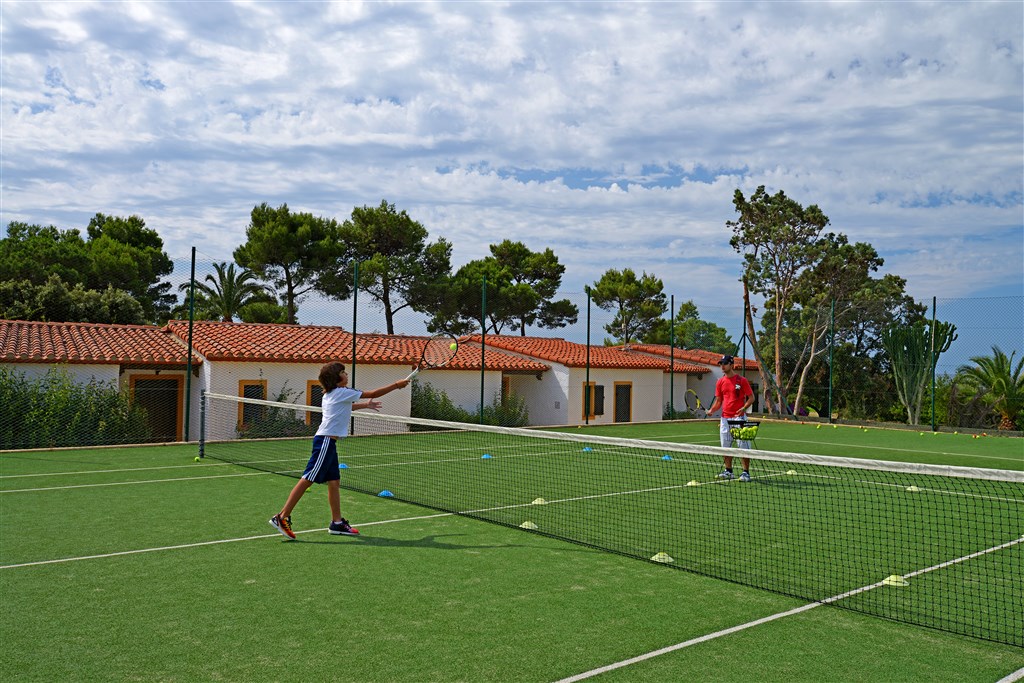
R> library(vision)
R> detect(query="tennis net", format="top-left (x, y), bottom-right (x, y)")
top-left (201, 391), bottom-right (1024, 647)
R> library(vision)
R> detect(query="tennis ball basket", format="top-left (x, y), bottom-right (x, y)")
top-left (727, 419), bottom-right (760, 443)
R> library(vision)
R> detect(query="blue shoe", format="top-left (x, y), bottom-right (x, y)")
top-left (717, 470), bottom-right (734, 480)
top-left (739, 471), bottom-right (751, 482)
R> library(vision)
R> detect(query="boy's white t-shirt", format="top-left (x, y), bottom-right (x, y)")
top-left (316, 387), bottom-right (363, 438)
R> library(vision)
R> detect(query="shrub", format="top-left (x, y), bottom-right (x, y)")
top-left (0, 366), bottom-right (150, 449)
top-left (411, 381), bottom-right (529, 427)
top-left (236, 382), bottom-right (316, 439)
top-left (663, 403), bottom-right (694, 420)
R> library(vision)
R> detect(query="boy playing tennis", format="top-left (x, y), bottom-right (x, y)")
top-left (269, 362), bottom-right (409, 539)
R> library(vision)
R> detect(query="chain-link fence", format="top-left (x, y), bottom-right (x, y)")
top-left (1, 246), bottom-right (1021, 450)
top-left (746, 295), bottom-right (1024, 431)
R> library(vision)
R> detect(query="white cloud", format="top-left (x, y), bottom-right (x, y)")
top-left (1, 0), bottom-right (1021, 317)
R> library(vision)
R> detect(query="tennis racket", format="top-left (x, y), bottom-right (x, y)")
top-left (406, 334), bottom-right (459, 380)
top-left (684, 389), bottom-right (709, 419)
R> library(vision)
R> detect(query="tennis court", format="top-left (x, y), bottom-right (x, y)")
top-left (2, 419), bottom-right (1022, 681)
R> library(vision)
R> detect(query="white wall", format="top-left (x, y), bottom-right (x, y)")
top-left (118, 369), bottom-right (187, 392)
top-left (6, 362), bottom-right (119, 386)
top-left (508, 365), bottom-right (569, 426)
top-left (662, 372), bottom-right (692, 414)
top-left (568, 367), bottom-right (665, 426)
top-left (691, 372), bottom-right (718, 407)
top-left (201, 361), bottom-right (414, 442)
top-left (413, 368), bottom-right (503, 415)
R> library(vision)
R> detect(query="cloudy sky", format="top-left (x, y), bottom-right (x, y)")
top-left (2, 1), bottom-right (1022, 331)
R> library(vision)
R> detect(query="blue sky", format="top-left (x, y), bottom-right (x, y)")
top-left (2, 0), bottom-right (1022, 325)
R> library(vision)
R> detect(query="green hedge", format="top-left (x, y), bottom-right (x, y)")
top-left (236, 404), bottom-right (317, 439)
top-left (236, 383), bottom-right (317, 439)
top-left (411, 381), bottom-right (529, 427)
top-left (0, 366), bottom-right (151, 449)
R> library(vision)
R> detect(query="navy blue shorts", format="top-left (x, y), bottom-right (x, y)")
top-left (303, 435), bottom-right (341, 483)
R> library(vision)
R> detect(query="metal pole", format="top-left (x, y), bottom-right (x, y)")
top-left (930, 296), bottom-right (937, 432)
top-left (184, 246), bottom-right (196, 441)
top-left (669, 294), bottom-right (675, 418)
top-left (351, 261), bottom-right (358, 435)
top-left (585, 288), bottom-right (591, 425)
top-left (480, 275), bottom-right (487, 424)
top-left (198, 389), bottom-right (206, 458)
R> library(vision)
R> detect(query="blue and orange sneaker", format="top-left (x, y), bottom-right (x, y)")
top-left (269, 514), bottom-right (295, 540)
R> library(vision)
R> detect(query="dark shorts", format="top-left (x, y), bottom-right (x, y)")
top-left (303, 435), bottom-right (340, 483)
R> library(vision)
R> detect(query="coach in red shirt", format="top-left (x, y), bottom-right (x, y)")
top-left (707, 355), bottom-right (755, 482)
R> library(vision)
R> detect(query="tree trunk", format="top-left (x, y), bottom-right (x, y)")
top-left (774, 296), bottom-right (786, 414)
top-left (283, 267), bottom-right (297, 325)
top-left (742, 279), bottom-right (778, 414)
top-left (793, 325), bottom-right (820, 415)
top-left (381, 275), bottom-right (395, 335)
top-left (792, 310), bottom-right (830, 414)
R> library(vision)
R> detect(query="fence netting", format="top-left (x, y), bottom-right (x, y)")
top-left (1, 249), bottom-right (1021, 451)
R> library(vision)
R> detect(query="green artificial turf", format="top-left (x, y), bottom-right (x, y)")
top-left (1, 429), bottom-right (1021, 681)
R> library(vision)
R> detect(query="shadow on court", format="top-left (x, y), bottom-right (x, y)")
top-left (288, 532), bottom-right (595, 554)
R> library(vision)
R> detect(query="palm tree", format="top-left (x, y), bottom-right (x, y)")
top-left (956, 346), bottom-right (1024, 431)
top-left (179, 262), bottom-right (273, 322)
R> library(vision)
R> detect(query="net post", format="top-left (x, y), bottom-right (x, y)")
top-left (198, 389), bottom-right (206, 458)
top-left (351, 260), bottom-right (359, 436)
top-left (184, 246), bottom-right (196, 441)
top-left (930, 296), bottom-right (937, 432)
top-left (585, 286), bottom-right (591, 425)
top-left (669, 294), bottom-right (675, 418)
top-left (480, 275), bottom-right (487, 424)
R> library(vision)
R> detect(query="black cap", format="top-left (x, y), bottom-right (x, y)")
top-left (718, 355), bottom-right (734, 365)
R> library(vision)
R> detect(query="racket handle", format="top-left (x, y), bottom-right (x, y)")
top-left (405, 368), bottom-right (420, 381)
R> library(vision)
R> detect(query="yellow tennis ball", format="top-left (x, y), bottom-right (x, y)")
top-left (193, 456), bottom-right (200, 462)
top-left (449, 343), bottom-right (457, 350)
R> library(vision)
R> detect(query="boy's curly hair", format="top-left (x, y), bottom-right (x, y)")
top-left (319, 362), bottom-right (346, 393)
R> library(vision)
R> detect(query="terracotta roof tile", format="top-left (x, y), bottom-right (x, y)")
top-left (0, 320), bottom-right (200, 365)
top-left (630, 344), bottom-right (760, 371)
top-left (163, 321), bottom-right (547, 372)
top-left (471, 335), bottom-right (708, 373)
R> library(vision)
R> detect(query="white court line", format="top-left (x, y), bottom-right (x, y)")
top-left (0, 474), bottom-right (745, 569)
top-left (5, 470), bottom-right (1021, 676)
top-left (0, 461), bottom-right (238, 479)
top-left (0, 510), bottom-right (455, 569)
top-left (605, 428), bottom-right (1020, 464)
top-left (756, 436), bottom-right (1024, 463)
top-left (997, 667), bottom-right (1024, 683)
top-left (555, 534), bottom-right (1024, 682)
top-left (555, 603), bottom-right (823, 683)
top-left (5, 454), bottom-right (1018, 515)
top-left (0, 470), bottom-right (272, 493)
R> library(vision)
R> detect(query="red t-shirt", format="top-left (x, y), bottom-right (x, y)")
top-left (716, 374), bottom-right (753, 418)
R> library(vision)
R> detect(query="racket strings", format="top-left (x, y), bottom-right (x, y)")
top-left (422, 338), bottom-right (456, 367)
